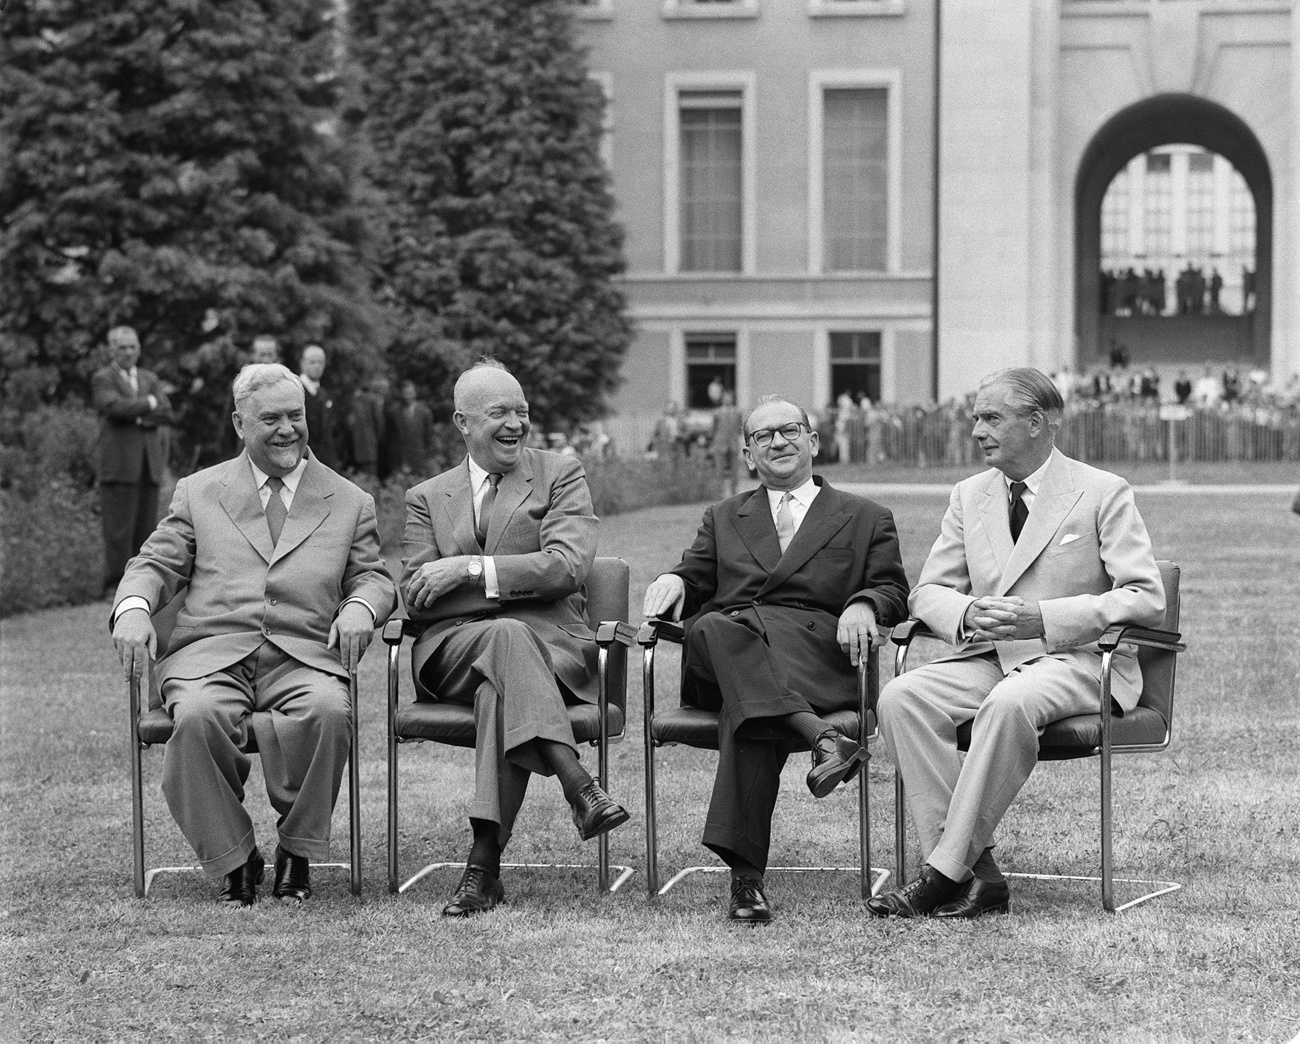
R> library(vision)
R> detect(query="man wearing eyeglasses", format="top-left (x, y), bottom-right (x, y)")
top-left (643, 395), bottom-right (909, 922)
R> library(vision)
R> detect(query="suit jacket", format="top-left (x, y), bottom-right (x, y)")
top-left (670, 477), bottom-right (910, 710)
top-left (402, 448), bottom-right (599, 702)
top-left (347, 390), bottom-right (387, 467)
top-left (93, 364), bottom-right (173, 484)
top-left (910, 447), bottom-right (1165, 711)
top-left (302, 383), bottom-right (341, 469)
top-left (113, 451), bottom-right (395, 684)
top-left (388, 400), bottom-right (435, 473)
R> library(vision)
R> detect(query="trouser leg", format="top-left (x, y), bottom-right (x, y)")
top-left (161, 672), bottom-right (258, 878)
top-left (927, 658), bottom-right (1102, 881)
top-left (131, 479), bottom-right (160, 560)
top-left (247, 645), bottom-right (351, 862)
top-left (471, 681), bottom-right (533, 847)
top-left (702, 731), bottom-right (788, 876)
top-left (99, 482), bottom-right (138, 590)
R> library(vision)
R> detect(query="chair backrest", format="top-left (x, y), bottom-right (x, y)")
top-left (1136, 560), bottom-right (1180, 723)
top-left (585, 557), bottom-right (630, 713)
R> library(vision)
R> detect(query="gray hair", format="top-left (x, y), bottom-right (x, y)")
top-left (233, 363), bottom-right (299, 413)
top-left (743, 394), bottom-right (811, 438)
top-left (979, 367), bottom-right (1064, 432)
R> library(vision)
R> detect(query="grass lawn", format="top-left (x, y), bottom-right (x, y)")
top-left (3, 483), bottom-right (1299, 1041)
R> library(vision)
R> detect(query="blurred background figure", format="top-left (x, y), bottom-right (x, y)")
top-left (298, 345), bottom-right (342, 470)
top-left (388, 378), bottom-right (434, 476)
top-left (348, 375), bottom-right (390, 478)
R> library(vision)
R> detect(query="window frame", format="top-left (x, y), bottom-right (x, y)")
top-left (664, 71), bottom-right (757, 275)
top-left (807, 69), bottom-right (902, 276)
top-left (662, 0), bottom-right (760, 20)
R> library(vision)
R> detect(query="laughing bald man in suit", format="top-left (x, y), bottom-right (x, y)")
top-left (868, 367), bottom-right (1164, 920)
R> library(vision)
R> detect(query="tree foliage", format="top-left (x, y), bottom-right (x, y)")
top-left (354, 0), bottom-right (630, 430)
top-left (0, 0), bottom-right (385, 465)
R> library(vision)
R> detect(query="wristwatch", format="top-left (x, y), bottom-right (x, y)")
top-left (467, 557), bottom-right (484, 585)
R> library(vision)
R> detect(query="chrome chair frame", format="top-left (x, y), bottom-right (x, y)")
top-left (382, 558), bottom-right (637, 895)
top-left (639, 618), bottom-right (890, 899)
top-left (130, 670), bottom-right (362, 898)
top-left (890, 560), bottom-right (1185, 913)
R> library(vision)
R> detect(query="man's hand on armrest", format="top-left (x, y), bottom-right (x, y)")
top-left (405, 556), bottom-right (476, 613)
top-left (642, 573), bottom-right (686, 622)
top-left (328, 601), bottom-right (376, 674)
top-left (112, 608), bottom-right (157, 683)
top-left (837, 600), bottom-right (879, 667)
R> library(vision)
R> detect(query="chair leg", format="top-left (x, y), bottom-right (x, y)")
top-left (894, 767), bottom-right (907, 886)
top-left (642, 645), bottom-right (660, 896)
top-left (348, 672), bottom-right (362, 896)
top-left (387, 640), bottom-right (401, 895)
top-left (129, 676), bottom-right (147, 899)
top-left (597, 645), bottom-right (610, 893)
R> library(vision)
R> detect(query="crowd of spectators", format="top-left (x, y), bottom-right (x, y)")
top-left (1099, 265), bottom-right (1255, 317)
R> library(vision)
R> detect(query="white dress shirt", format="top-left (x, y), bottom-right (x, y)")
top-left (466, 456), bottom-right (503, 599)
top-left (766, 476), bottom-right (820, 539)
top-left (1004, 454), bottom-right (1052, 515)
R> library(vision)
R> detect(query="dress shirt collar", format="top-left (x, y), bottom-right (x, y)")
top-left (249, 455), bottom-right (307, 497)
top-left (466, 454), bottom-right (492, 494)
top-left (1004, 454), bottom-right (1052, 499)
top-left (766, 475), bottom-right (819, 513)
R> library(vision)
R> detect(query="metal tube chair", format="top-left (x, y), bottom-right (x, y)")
top-left (129, 598), bottom-right (362, 898)
top-left (890, 560), bottom-right (1185, 913)
top-left (639, 618), bottom-right (891, 899)
top-left (382, 557), bottom-right (637, 895)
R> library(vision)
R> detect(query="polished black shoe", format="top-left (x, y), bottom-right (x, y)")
top-left (728, 877), bottom-right (772, 923)
top-left (865, 867), bottom-right (960, 918)
top-left (806, 730), bottom-right (869, 798)
top-left (441, 864), bottom-right (505, 917)
top-left (934, 877), bottom-right (1011, 919)
top-left (569, 781), bottom-right (630, 841)
top-left (218, 848), bottom-right (265, 908)
top-left (273, 845), bottom-right (312, 904)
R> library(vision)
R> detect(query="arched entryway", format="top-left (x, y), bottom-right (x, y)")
top-left (1075, 94), bottom-right (1272, 368)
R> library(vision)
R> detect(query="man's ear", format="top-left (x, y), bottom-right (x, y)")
top-left (741, 442), bottom-right (755, 472)
top-left (452, 410), bottom-right (469, 436)
top-left (232, 411), bottom-right (245, 443)
top-left (809, 430), bottom-right (820, 458)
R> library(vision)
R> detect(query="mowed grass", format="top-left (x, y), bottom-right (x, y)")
top-left (2, 483), bottom-right (1299, 1041)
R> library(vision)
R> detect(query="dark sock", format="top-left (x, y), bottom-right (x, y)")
top-left (467, 818), bottom-right (501, 879)
top-left (782, 711), bottom-right (835, 748)
top-left (925, 864), bottom-right (962, 893)
top-left (535, 739), bottom-right (593, 804)
top-left (972, 847), bottom-right (1005, 884)
top-left (727, 857), bottom-right (764, 884)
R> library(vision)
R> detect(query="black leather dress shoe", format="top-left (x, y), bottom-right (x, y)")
top-left (273, 845), bottom-right (312, 904)
top-left (218, 848), bottom-right (265, 908)
top-left (569, 781), bottom-right (630, 841)
top-left (806, 731), bottom-right (869, 798)
top-left (865, 867), bottom-right (960, 918)
top-left (934, 877), bottom-right (1011, 919)
top-left (442, 864), bottom-right (505, 917)
top-left (729, 877), bottom-right (772, 923)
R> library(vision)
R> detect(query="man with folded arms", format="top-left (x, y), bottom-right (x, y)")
top-left (111, 363), bottom-right (395, 907)
top-left (402, 360), bottom-right (629, 917)
top-left (643, 395), bottom-right (909, 922)
top-left (869, 367), bottom-right (1164, 919)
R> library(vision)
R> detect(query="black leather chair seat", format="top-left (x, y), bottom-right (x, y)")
top-left (650, 705), bottom-right (870, 752)
top-left (954, 706), bottom-right (1169, 761)
top-left (394, 700), bottom-right (626, 748)
top-left (137, 707), bottom-right (262, 751)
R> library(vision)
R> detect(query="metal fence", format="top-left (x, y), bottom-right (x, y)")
top-left (601, 404), bottom-right (1300, 466)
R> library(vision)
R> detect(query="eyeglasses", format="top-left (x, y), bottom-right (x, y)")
top-left (746, 422), bottom-right (809, 448)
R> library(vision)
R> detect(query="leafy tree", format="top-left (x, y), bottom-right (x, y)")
top-left (354, 0), bottom-right (631, 431)
top-left (0, 0), bottom-right (385, 466)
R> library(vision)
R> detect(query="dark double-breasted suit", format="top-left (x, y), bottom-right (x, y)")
top-left (667, 478), bottom-right (910, 872)
top-left (402, 448), bottom-right (599, 841)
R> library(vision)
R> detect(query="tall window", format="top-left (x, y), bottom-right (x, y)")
top-left (1185, 151), bottom-right (1215, 259)
top-left (685, 334), bottom-right (737, 409)
top-left (1142, 152), bottom-right (1172, 262)
top-left (679, 91), bottom-right (743, 272)
top-left (829, 331), bottom-right (881, 404)
top-left (1099, 168), bottom-right (1129, 269)
top-left (822, 88), bottom-right (888, 271)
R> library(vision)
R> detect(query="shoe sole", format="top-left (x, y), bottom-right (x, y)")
top-left (934, 901), bottom-right (1010, 920)
top-left (442, 890), bottom-right (505, 918)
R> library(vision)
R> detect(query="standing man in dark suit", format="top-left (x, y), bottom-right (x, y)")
top-left (868, 367), bottom-right (1164, 919)
top-left (642, 395), bottom-right (910, 922)
top-left (93, 325), bottom-right (174, 593)
top-left (347, 375), bottom-right (390, 478)
top-left (110, 363), bottom-right (395, 907)
top-left (402, 360), bottom-right (630, 917)
top-left (387, 378), bottom-right (435, 475)
top-left (299, 344), bottom-right (342, 470)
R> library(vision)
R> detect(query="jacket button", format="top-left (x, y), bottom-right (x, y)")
top-left (262, 626), bottom-right (271, 636)
top-left (753, 598), bottom-right (762, 606)
top-left (269, 598), bottom-right (277, 606)
top-left (807, 622), bottom-right (816, 630)
top-left (729, 610), bottom-right (739, 617)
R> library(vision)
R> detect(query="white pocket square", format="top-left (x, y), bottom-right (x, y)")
top-left (1058, 533), bottom-right (1080, 545)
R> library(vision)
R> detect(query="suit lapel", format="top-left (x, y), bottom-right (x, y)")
top-left (272, 457), bottom-right (332, 565)
top-left (731, 488), bottom-right (782, 575)
top-left (759, 480), bottom-right (852, 594)
top-left (999, 450), bottom-right (1083, 593)
top-left (219, 454), bottom-right (274, 564)
top-left (439, 459), bottom-right (480, 555)
top-left (486, 457), bottom-right (532, 554)
top-left (976, 470), bottom-right (1014, 578)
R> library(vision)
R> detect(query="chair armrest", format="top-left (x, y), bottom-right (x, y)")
top-left (890, 619), bottom-right (933, 646)
top-left (1098, 625), bottom-right (1185, 654)
top-left (637, 619), bottom-right (685, 646)
top-left (595, 620), bottom-right (638, 647)
top-left (382, 619), bottom-right (405, 645)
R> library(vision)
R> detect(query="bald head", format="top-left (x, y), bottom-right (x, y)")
top-left (453, 361), bottom-right (518, 412)
top-left (452, 362), bottom-right (530, 472)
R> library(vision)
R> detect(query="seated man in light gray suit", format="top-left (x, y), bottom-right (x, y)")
top-left (111, 363), bottom-right (395, 907)
top-left (869, 366), bottom-right (1165, 919)
top-left (402, 359), bottom-right (629, 917)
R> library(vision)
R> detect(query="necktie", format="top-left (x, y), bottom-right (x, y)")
top-left (775, 492), bottom-right (795, 554)
top-left (1009, 481), bottom-right (1029, 543)
top-left (265, 476), bottom-right (287, 546)
top-left (476, 473), bottom-right (502, 548)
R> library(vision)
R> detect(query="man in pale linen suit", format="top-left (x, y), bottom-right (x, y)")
top-left (868, 366), bottom-right (1164, 920)
top-left (111, 363), bottom-right (395, 907)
